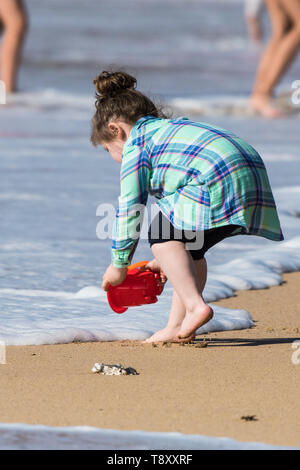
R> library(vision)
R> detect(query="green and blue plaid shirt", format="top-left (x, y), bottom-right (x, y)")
top-left (111, 116), bottom-right (283, 267)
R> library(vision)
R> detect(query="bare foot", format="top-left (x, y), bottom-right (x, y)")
top-left (250, 95), bottom-right (285, 118)
top-left (143, 326), bottom-right (195, 344)
top-left (178, 305), bottom-right (213, 339)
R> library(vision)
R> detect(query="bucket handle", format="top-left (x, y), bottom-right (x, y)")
top-left (127, 260), bottom-right (149, 271)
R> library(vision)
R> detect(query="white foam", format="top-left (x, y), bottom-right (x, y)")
top-left (74, 286), bottom-right (104, 299)
top-left (7, 89), bottom-right (92, 111)
top-left (275, 187), bottom-right (300, 217)
top-left (169, 95), bottom-right (300, 117)
top-left (170, 96), bottom-right (252, 117)
top-left (0, 295), bottom-right (253, 346)
top-left (0, 288), bottom-right (75, 299)
top-left (0, 192), bottom-right (48, 202)
top-left (0, 423), bottom-right (297, 450)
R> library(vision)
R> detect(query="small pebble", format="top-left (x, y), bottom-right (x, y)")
top-left (195, 341), bottom-right (208, 348)
top-left (241, 415), bottom-right (258, 422)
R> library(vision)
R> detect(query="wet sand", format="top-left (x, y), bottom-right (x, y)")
top-left (1, 272), bottom-right (300, 447)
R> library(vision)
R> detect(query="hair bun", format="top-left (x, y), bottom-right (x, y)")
top-left (93, 71), bottom-right (137, 97)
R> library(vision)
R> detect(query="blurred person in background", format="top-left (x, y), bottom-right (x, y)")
top-left (245, 0), bottom-right (265, 43)
top-left (250, 0), bottom-right (300, 118)
top-left (0, 0), bottom-right (27, 93)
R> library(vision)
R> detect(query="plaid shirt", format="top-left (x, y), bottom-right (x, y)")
top-left (111, 116), bottom-right (283, 267)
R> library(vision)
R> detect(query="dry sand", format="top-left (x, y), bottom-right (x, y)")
top-left (1, 272), bottom-right (300, 447)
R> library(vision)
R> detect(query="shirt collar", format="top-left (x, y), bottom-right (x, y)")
top-left (134, 115), bottom-right (158, 129)
top-left (122, 116), bottom-right (157, 159)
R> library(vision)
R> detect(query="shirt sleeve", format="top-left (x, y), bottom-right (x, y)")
top-left (111, 144), bottom-right (150, 268)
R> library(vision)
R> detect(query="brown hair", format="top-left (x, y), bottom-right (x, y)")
top-left (91, 70), bottom-right (168, 146)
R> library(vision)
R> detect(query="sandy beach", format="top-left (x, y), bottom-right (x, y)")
top-left (1, 271), bottom-right (299, 448)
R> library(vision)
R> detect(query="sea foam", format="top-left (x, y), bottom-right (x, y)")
top-left (0, 423), bottom-right (297, 450)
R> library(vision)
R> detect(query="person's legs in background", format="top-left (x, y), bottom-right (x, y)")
top-left (250, 0), bottom-right (300, 118)
top-left (0, 0), bottom-right (27, 93)
top-left (245, 0), bottom-right (265, 43)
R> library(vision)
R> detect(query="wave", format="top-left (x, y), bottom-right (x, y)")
top-left (0, 423), bottom-right (297, 450)
top-left (5, 88), bottom-right (299, 118)
top-left (169, 93), bottom-right (300, 117)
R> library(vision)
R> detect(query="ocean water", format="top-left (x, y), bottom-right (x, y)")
top-left (0, 423), bottom-right (298, 450)
top-left (0, 0), bottom-right (300, 449)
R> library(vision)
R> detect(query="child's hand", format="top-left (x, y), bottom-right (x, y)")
top-left (102, 264), bottom-right (128, 291)
top-left (144, 259), bottom-right (167, 285)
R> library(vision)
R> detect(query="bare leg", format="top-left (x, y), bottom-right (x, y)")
top-left (245, 0), bottom-right (264, 43)
top-left (159, 259), bottom-right (207, 334)
top-left (144, 242), bottom-right (213, 342)
top-left (246, 15), bottom-right (264, 44)
top-left (264, 0), bottom-right (300, 88)
top-left (0, 0), bottom-right (27, 93)
top-left (178, 256), bottom-right (212, 339)
top-left (251, 0), bottom-right (300, 118)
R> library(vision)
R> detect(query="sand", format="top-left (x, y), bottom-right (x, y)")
top-left (1, 272), bottom-right (300, 448)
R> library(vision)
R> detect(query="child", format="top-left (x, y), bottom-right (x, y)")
top-left (91, 71), bottom-right (283, 343)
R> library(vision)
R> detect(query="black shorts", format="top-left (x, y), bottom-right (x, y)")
top-left (148, 211), bottom-right (243, 260)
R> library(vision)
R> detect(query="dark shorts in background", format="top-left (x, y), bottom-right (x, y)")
top-left (148, 211), bottom-right (243, 260)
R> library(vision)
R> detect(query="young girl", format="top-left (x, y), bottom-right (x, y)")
top-left (92, 71), bottom-right (283, 343)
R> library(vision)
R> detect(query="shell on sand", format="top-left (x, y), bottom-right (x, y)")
top-left (92, 363), bottom-right (138, 376)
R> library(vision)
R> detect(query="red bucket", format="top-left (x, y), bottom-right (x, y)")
top-left (107, 261), bottom-right (164, 314)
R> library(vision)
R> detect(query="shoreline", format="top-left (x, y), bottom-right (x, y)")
top-left (1, 271), bottom-right (300, 448)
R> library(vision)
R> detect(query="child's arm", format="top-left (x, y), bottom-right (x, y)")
top-left (111, 144), bottom-right (150, 268)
